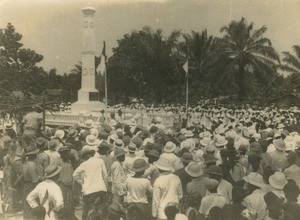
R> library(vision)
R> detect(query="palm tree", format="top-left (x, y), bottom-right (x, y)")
top-left (280, 45), bottom-right (300, 90)
top-left (211, 17), bottom-right (280, 100)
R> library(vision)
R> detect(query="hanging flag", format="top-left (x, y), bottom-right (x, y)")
top-left (96, 41), bottom-right (106, 75)
top-left (183, 59), bottom-right (188, 76)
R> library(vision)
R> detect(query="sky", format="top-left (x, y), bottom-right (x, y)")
top-left (0, 0), bottom-right (300, 74)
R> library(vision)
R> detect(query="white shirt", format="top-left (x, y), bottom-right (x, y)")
top-left (217, 179), bottom-right (233, 203)
top-left (152, 173), bottom-right (183, 219)
top-left (44, 150), bottom-right (61, 166)
top-left (242, 189), bottom-right (267, 220)
top-left (73, 157), bottom-right (107, 195)
top-left (26, 179), bottom-right (63, 220)
top-left (126, 176), bottom-right (153, 203)
top-left (199, 193), bottom-right (227, 217)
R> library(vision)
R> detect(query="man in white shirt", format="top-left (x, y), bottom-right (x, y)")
top-left (199, 178), bottom-right (227, 218)
top-left (27, 164), bottom-right (64, 220)
top-left (152, 157), bottom-right (183, 220)
top-left (73, 148), bottom-right (108, 220)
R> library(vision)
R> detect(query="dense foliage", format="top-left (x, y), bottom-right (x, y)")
top-left (0, 19), bottom-right (299, 108)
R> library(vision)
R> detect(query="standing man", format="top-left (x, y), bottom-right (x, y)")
top-left (111, 148), bottom-right (127, 203)
top-left (21, 106), bottom-right (43, 149)
top-left (73, 149), bottom-right (107, 220)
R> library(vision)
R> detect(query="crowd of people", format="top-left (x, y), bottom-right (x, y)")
top-left (0, 103), bottom-right (300, 220)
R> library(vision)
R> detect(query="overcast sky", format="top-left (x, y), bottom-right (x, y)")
top-left (1, 0), bottom-right (300, 74)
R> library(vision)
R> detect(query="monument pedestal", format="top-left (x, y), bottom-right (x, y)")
top-left (72, 88), bottom-right (106, 113)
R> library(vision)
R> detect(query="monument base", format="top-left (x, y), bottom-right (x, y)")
top-left (71, 101), bottom-right (106, 114)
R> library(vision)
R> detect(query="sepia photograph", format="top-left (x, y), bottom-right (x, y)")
top-left (0, 0), bottom-right (300, 219)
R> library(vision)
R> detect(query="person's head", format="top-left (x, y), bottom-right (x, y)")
top-left (44, 164), bottom-right (62, 182)
top-left (58, 146), bottom-right (71, 161)
top-left (81, 149), bottom-right (95, 161)
top-left (284, 180), bottom-right (300, 203)
top-left (114, 148), bottom-right (126, 162)
top-left (49, 139), bottom-right (60, 151)
top-left (243, 172), bottom-right (264, 195)
top-left (264, 192), bottom-right (284, 219)
top-left (207, 207), bottom-right (222, 220)
top-left (131, 158), bottom-right (149, 177)
top-left (98, 141), bottom-right (110, 155)
top-left (248, 154), bottom-right (261, 172)
top-left (164, 202), bottom-right (179, 220)
top-left (205, 178), bottom-right (219, 193)
top-left (25, 149), bottom-right (39, 161)
top-left (206, 165), bottom-right (223, 182)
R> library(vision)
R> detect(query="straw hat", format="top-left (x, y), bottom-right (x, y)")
top-left (273, 139), bottom-right (286, 151)
top-left (153, 157), bottom-right (174, 172)
top-left (284, 136), bottom-right (295, 151)
top-left (131, 158), bottom-right (150, 172)
top-left (185, 162), bottom-right (203, 177)
top-left (90, 128), bottom-right (99, 138)
top-left (269, 172), bottom-right (288, 190)
top-left (185, 130), bottom-right (194, 138)
top-left (114, 139), bottom-right (125, 148)
top-left (215, 136), bottom-right (228, 147)
top-left (44, 165), bottom-right (62, 179)
top-left (86, 135), bottom-right (97, 146)
top-left (84, 119), bottom-right (94, 129)
top-left (164, 141), bottom-right (176, 153)
top-left (243, 172), bottom-right (265, 188)
top-left (200, 137), bottom-right (212, 147)
top-left (128, 142), bottom-right (137, 152)
top-left (52, 130), bottom-right (65, 140)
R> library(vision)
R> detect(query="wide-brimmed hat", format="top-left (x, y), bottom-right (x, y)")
top-left (215, 136), bottom-right (228, 147)
top-left (128, 118), bottom-right (136, 127)
top-left (131, 158), bottom-right (150, 172)
top-left (35, 137), bottom-right (48, 150)
top-left (269, 172), bottom-right (288, 190)
top-left (58, 145), bottom-right (70, 153)
top-left (114, 139), bottom-right (125, 148)
top-left (181, 152), bottom-right (193, 163)
top-left (153, 157), bottom-right (174, 172)
top-left (180, 139), bottom-right (195, 151)
top-left (284, 136), bottom-right (295, 151)
top-left (4, 123), bottom-right (13, 129)
top-left (90, 128), bottom-right (99, 138)
top-left (84, 119), bottom-right (94, 129)
top-left (147, 149), bottom-right (160, 158)
top-left (128, 142), bottom-right (137, 152)
top-left (114, 148), bottom-right (126, 157)
top-left (25, 149), bottom-right (39, 156)
top-left (109, 120), bottom-right (117, 128)
top-left (81, 148), bottom-right (94, 158)
top-left (86, 135), bottom-right (97, 146)
top-left (68, 129), bottom-right (78, 138)
top-left (199, 131), bottom-right (211, 139)
top-left (185, 130), bottom-right (194, 138)
top-left (243, 172), bottom-right (265, 188)
top-left (205, 165), bottom-right (223, 176)
top-left (185, 162), bottom-right (203, 177)
top-left (200, 137), bottom-right (212, 147)
top-left (164, 141), bottom-right (176, 153)
top-left (273, 139), bottom-right (286, 151)
top-left (44, 165), bottom-right (62, 179)
top-left (52, 129), bottom-right (65, 140)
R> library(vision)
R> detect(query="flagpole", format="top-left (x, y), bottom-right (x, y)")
top-left (185, 69), bottom-right (188, 126)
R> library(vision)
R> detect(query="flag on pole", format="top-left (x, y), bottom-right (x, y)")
top-left (96, 41), bottom-right (106, 75)
top-left (183, 59), bottom-right (188, 76)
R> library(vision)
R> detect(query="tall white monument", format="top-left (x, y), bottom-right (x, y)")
top-left (72, 7), bottom-right (105, 113)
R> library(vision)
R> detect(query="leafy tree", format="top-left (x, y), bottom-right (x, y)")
top-left (280, 45), bottom-right (300, 91)
top-left (107, 26), bottom-right (183, 103)
top-left (210, 18), bottom-right (280, 100)
top-left (0, 23), bottom-right (44, 94)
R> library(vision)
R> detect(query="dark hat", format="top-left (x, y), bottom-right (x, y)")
top-left (68, 129), bottom-right (78, 138)
top-left (181, 152), bottom-right (193, 163)
top-left (128, 142), bottom-right (137, 152)
top-left (114, 148), bottom-right (126, 157)
top-left (35, 137), bottom-right (48, 150)
top-left (81, 148), bottom-right (94, 158)
top-left (206, 165), bottom-right (223, 177)
top-left (147, 149), bottom-right (160, 158)
top-left (263, 192), bottom-right (284, 210)
top-left (58, 145), bottom-right (70, 153)
top-left (131, 158), bottom-right (150, 172)
top-left (99, 132), bottom-right (109, 140)
top-left (25, 149), bottom-right (39, 156)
